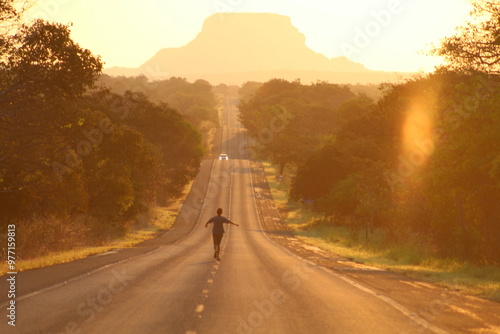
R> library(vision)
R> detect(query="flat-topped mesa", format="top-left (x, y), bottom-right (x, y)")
top-left (140, 13), bottom-right (367, 76)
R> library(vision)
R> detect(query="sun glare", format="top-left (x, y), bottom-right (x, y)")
top-left (398, 97), bottom-right (437, 185)
top-left (402, 101), bottom-right (434, 154)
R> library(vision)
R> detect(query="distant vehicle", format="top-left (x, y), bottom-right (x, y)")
top-left (219, 154), bottom-right (229, 160)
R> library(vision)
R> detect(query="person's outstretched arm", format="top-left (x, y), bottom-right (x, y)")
top-left (229, 221), bottom-right (239, 227)
top-left (205, 219), bottom-right (212, 228)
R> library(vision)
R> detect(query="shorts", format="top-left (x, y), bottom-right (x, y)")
top-left (212, 233), bottom-right (223, 246)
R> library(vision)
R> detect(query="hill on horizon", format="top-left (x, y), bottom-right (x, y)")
top-left (104, 13), bottom-right (412, 85)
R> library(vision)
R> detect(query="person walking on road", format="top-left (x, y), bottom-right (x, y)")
top-left (205, 208), bottom-right (239, 261)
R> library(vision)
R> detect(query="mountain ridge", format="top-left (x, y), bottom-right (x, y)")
top-left (104, 13), bottom-right (411, 84)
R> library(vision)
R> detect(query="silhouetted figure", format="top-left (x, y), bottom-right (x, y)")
top-left (205, 208), bottom-right (239, 260)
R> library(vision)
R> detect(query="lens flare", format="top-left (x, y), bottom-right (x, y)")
top-left (397, 97), bottom-right (437, 189)
top-left (402, 101), bottom-right (434, 156)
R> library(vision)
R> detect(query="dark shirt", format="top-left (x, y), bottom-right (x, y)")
top-left (207, 215), bottom-right (231, 234)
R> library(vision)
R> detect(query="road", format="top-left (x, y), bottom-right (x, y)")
top-left (1, 97), bottom-right (500, 334)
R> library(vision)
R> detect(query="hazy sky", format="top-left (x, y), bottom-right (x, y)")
top-left (26, 0), bottom-right (473, 72)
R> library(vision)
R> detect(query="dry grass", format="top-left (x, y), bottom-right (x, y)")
top-left (0, 181), bottom-right (193, 276)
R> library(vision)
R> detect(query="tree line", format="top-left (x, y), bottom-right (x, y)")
top-left (239, 1), bottom-right (500, 264)
top-left (98, 75), bottom-right (219, 137)
top-left (0, 5), bottom-right (206, 253)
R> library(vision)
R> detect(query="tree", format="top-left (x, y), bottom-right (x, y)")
top-left (238, 81), bottom-right (263, 102)
top-left (422, 72), bottom-right (500, 262)
top-left (84, 125), bottom-right (162, 221)
top-left (238, 79), bottom-right (355, 171)
top-left (0, 0), bottom-right (29, 33)
top-left (4, 20), bottom-right (102, 94)
top-left (375, 68), bottom-right (500, 262)
top-left (0, 20), bottom-right (102, 220)
top-left (290, 144), bottom-right (350, 202)
top-left (84, 90), bottom-right (205, 203)
top-left (238, 79), bottom-right (302, 138)
top-left (98, 75), bottom-right (219, 144)
top-left (432, 0), bottom-right (500, 73)
top-left (119, 92), bottom-right (204, 200)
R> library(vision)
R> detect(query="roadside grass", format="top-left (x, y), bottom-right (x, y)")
top-left (0, 184), bottom-right (191, 277)
top-left (262, 162), bottom-right (500, 302)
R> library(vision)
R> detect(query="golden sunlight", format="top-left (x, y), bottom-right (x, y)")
top-left (398, 98), bottom-right (437, 183)
top-left (402, 101), bottom-right (434, 154)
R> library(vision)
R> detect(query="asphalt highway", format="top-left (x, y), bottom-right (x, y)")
top-left (1, 97), bottom-right (499, 334)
